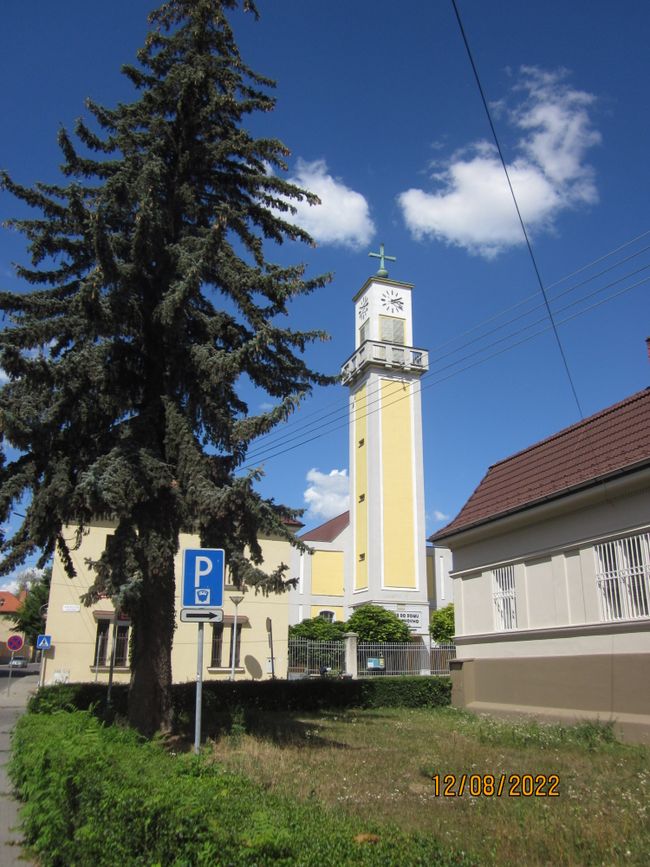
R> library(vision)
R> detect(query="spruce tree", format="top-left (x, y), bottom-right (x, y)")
top-left (0, 0), bottom-right (332, 735)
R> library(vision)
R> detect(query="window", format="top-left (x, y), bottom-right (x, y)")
top-left (594, 532), bottom-right (650, 621)
top-left (230, 624), bottom-right (242, 668)
top-left (319, 610), bottom-right (335, 623)
top-left (493, 565), bottom-right (517, 630)
top-left (93, 619), bottom-right (130, 668)
top-left (93, 620), bottom-right (110, 667)
top-left (359, 320), bottom-right (369, 344)
top-left (211, 623), bottom-right (224, 667)
top-left (379, 315), bottom-right (405, 345)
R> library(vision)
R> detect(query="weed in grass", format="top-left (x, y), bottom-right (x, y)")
top-left (211, 706), bottom-right (650, 867)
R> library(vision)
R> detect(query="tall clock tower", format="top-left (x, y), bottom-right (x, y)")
top-left (341, 247), bottom-right (430, 636)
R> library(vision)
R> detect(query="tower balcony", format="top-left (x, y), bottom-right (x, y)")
top-left (340, 340), bottom-right (429, 385)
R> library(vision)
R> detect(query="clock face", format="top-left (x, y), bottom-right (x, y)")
top-left (380, 289), bottom-right (404, 314)
top-left (357, 297), bottom-right (369, 321)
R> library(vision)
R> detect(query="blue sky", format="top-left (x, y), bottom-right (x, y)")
top-left (1, 1), bottom-right (649, 588)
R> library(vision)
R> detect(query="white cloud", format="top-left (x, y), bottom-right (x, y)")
top-left (0, 566), bottom-right (44, 595)
top-left (286, 159), bottom-right (375, 250)
top-left (303, 467), bottom-right (350, 521)
top-left (398, 67), bottom-right (601, 258)
top-left (432, 510), bottom-right (449, 522)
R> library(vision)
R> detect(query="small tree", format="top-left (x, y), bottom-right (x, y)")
top-left (9, 567), bottom-right (52, 651)
top-left (289, 617), bottom-right (346, 641)
top-left (429, 603), bottom-right (455, 644)
top-left (346, 605), bottom-right (411, 642)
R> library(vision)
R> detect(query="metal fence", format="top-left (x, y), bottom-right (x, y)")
top-left (358, 642), bottom-right (456, 677)
top-left (287, 638), bottom-right (455, 678)
top-left (287, 637), bottom-right (345, 679)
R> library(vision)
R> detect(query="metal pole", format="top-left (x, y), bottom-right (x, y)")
top-left (228, 595), bottom-right (243, 682)
top-left (266, 618), bottom-right (275, 679)
top-left (93, 627), bottom-right (103, 684)
top-left (194, 621), bottom-right (204, 754)
top-left (39, 649), bottom-right (46, 688)
top-left (7, 651), bottom-right (14, 696)
top-left (230, 606), bottom-right (239, 681)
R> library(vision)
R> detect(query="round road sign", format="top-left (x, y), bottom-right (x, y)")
top-left (7, 634), bottom-right (24, 653)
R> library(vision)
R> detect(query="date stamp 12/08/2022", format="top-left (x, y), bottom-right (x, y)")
top-left (431, 773), bottom-right (560, 798)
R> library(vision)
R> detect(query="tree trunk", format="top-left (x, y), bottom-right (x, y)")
top-left (127, 505), bottom-right (178, 737)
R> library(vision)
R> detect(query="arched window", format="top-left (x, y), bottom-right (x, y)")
top-left (319, 610), bottom-right (335, 623)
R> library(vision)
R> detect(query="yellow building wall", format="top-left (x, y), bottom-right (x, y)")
top-left (44, 522), bottom-right (292, 685)
top-left (354, 384), bottom-right (368, 590)
top-left (381, 378), bottom-right (416, 588)
top-left (311, 550), bottom-right (344, 596)
top-left (310, 605), bottom-right (345, 622)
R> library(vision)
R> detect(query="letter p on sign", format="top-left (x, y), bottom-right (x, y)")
top-left (182, 548), bottom-right (225, 607)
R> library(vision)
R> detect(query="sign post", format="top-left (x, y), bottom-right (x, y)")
top-left (6, 634), bottom-right (24, 696)
top-left (36, 634), bottom-right (52, 688)
top-left (182, 548), bottom-right (225, 754)
top-left (266, 617), bottom-right (275, 679)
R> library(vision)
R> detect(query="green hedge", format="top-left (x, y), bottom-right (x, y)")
top-left (29, 677), bottom-right (451, 737)
top-left (10, 711), bottom-right (471, 867)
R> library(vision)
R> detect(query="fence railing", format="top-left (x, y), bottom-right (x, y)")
top-left (287, 637), bottom-right (455, 678)
top-left (358, 642), bottom-right (456, 677)
top-left (287, 637), bottom-right (346, 679)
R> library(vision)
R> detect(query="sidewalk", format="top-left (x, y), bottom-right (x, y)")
top-left (0, 674), bottom-right (38, 866)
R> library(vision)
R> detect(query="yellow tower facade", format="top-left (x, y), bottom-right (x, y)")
top-left (341, 267), bottom-right (430, 636)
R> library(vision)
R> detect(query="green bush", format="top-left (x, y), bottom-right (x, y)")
top-left (31, 677), bottom-right (451, 736)
top-left (429, 604), bottom-right (455, 644)
top-left (346, 605), bottom-right (411, 642)
top-left (288, 616), bottom-right (346, 640)
top-left (10, 711), bottom-right (471, 866)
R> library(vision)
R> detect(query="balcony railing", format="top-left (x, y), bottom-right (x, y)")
top-left (340, 340), bottom-right (429, 384)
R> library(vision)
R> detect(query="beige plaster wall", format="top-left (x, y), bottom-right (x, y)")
top-left (44, 522), bottom-right (292, 685)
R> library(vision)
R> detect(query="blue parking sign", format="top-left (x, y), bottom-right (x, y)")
top-left (182, 549), bottom-right (224, 607)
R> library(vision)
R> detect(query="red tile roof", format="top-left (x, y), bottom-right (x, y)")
top-left (431, 388), bottom-right (650, 541)
top-left (300, 511), bottom-right (350, 542)
top-left (0, 591), bottom-right (22, 614)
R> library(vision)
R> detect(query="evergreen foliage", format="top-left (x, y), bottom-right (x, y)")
top-left (0, 0), bottom-right (332, 735)
top-left (429, 603), bottom-right (455, 644)
top-left (8, 567), bottom-right (51, 649)
top-left (346, 604), bottom-right (411, 642)
top-left (288, 616), bottom-right (347, 641)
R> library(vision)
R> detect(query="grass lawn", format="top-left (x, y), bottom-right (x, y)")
top-left (210, 706), bottom-right (650, 866)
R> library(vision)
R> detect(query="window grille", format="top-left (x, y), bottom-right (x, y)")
top-left (93, 621), bottom-right (110, 667)
top-left (379, 315), bottom-right (405, 345)
top-left (114, 624), bottom-right (129, 667)
top-left (319, 610), bottom-right (335, 623)
top-left (594, 532), bottom-right (650, 621)
top-left (493, 565), bottom-right (517, 630)
top-left (211, 623), bottom-right (224, 667)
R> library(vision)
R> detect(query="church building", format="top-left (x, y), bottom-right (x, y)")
top-left (289, 248), bottom-right (452, 640)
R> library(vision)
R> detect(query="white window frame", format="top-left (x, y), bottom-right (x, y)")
top-left (319, 610), bottom-right (335, 623)
top-left (492, 564), bottom-right (517, 630)
top-left (594, 532), bottom-right (650, 621)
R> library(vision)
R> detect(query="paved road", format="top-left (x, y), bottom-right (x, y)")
top-left (0, 674), bottom-right (37, 866)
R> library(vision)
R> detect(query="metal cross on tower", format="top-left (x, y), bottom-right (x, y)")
top-left (368, 243), bottom-right (396, 278)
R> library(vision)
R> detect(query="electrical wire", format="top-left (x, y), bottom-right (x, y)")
top-left (450, 0), bottom-right (584, 417)
top-left (240, 273), bottom-right (647, 469)
top-left (243, 234), bottom-right (650, 460)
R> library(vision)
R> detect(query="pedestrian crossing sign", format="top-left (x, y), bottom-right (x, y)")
top-left (36, 634), bottom-right (52, 650)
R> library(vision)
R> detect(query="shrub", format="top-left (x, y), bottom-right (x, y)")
top-left (289, 616), bottom-right (346, 640)
top-left (429, 603), bottom-right (455, 644)
top-left (31, 677), bottom-right (451, 737)
top-left (10, 711), bottom-right (471, 866)
top-left (346, 605), bottom-right (411, 642)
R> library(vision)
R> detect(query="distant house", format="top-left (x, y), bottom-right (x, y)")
top-left (431, 388), bottom-right (650, 743)
top-left (0, 589), bottom-right (25, 662)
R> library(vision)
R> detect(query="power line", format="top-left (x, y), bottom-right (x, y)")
top-left (241, 274), bottom-right (647, 469)
top-left (244, 232), bottom-right (650, 460)
top-left (450, 0), bottom-right (584, 417)
top-left (244, 260), bottom-right (649, 464)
